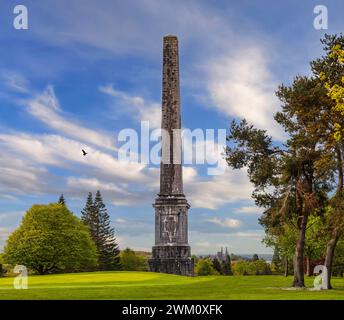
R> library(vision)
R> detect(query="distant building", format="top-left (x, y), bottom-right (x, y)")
top-left (216, 247), bottom-right (228, 262)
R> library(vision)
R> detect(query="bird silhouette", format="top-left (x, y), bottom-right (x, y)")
top-left (82, 149), bottom-right (88, 156)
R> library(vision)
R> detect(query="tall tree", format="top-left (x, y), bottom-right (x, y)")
top-left (311, 34), bottom-right (344, 289)
top-left (275, 76), bottom-right (331, 287)
top-left (82, 191), bottom-right (120, 270)
top-left (226, 76), bottom-right (330, 287)
top-left (94, 190), bottom-right (120, 270)
top-left (81, 192), bottom-right (96, 234)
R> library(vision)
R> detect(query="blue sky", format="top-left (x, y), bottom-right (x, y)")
top-left (0, 0), bottom-right (343, 255)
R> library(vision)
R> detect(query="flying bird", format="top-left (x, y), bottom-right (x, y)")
top-left (82, 149), bottom-right (88, 156)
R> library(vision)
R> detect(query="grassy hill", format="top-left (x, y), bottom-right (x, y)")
top-left (0, 271), bottom-right (344, 300)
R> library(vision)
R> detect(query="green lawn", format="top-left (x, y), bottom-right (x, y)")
top-left (0, 271), bottom-right (343, 300)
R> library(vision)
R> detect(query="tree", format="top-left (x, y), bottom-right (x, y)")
top-left (81, 192), bottom-right (96, 229)
top-left (195, 258), bottom-right (218, 276)
top-left (120, 248), bottom-right (147, 271)
top-left (232, 260), bottom-right (256, 276)
top-left (253, 259), bottom-right (271, 275)
top-left (311, 34), bottom-right (344, 289)
top-left (252, 254), bottom-right (259, 261)
top-left (304, 215), bottom-right (326, 276)
top-left (274, 76), bottom-right (330, 287)
top-left (82, 191), bottom-right (120, 270)
top-left (226, 76), bottom-right (330, 287)
top-left (3, 204), bottom-right (97, 274)
top-left (94, 191), bottom-right (120, 270)
top-left (0, 254), bottom-right (4, 277)
top-left (58, 194), bottom-right (66, 206)
top-left (222, 255), bottom-right (233, 275)
top-left (271, 247), bottom-right (283, 274)
top-left (212, 257), bottom-right (222, 274)
top-left (264, 225), bottom-right (296, 276)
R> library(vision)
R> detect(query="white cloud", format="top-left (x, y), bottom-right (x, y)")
top-left (100, 84), bottom-right (161, 129)
top-left (234, 230), bottom-right (265, 239)
top-left (234, 206), bottom-right (262, 215)
top-left (66, 177), bottom-right (143, 206)
top-left (205, 217), bottom-right (242, 229)
top-left (194, 241), bottom-right (229, 249)
top-left (27, 86), bottom-right (115, 150)
top-left (207, 47), bottom-right (285, 141)
top-left (1, 71), bottom-right (29, 93)
top-left (0, 133), bottom-right (150, 182)
top-left (186, 169), bottom-right (252, 210)
top-left (189, 230), bottom-right (269, 255)
top-left (0, 152), bottom-right (53, 195)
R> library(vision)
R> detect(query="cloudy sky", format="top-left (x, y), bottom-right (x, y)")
top-left (0, 0), bottom-right (343, 255)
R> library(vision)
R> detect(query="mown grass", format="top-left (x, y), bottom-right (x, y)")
top-left (0, 271), bottom-right (343, 300)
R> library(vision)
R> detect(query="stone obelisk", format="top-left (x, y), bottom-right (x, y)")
top-left (148, 35), bottom-right (194, 276)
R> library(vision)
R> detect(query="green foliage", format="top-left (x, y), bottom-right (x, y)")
top-left (333, 239), bottom-right (344, 276)
top-left (271, 248), bottom-right (283, 273)
top-left (191, 254), bottom-right (198, 264)
top-left (94, 191), bottom-right (120, 270)
top-left (212, 258), bottom-right (222, 274)
top-left (232, 260), bottom-right (255, 276)
top-left (232, 260), bottom-right (271, 276)
top-left (221, 255), bottom-right (233, 275)
top-left (81, 191), bottom-right (120, 270)
top-left (120, 248), bottom-right (147, 271)
top-left (195, 258), bottom-right (219, 276)
top-left (3, 204), bottom-right (97, 274)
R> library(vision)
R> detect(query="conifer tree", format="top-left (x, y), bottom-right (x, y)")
top-left (212, 257), bottom-right (222, 274)
top-left (58, 194), bottom-right (66, 206)
top-left (94, 190), bottom-right (120, 270)
top-left (82, 191), bottom-right (120, 270)
top-left (81, 192), bottom-right (96, 230)
top-left (222, 254), bottom-right (233, 275)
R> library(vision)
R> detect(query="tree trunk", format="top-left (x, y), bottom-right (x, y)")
top-left (306, 256), bottom-right (311, 277)
top-left (336, 146), bottom-right (343, 193)
top-left (293, 215), bottom-right (308, 287)
top-left (323, 230), bottom-right (339, 289)
top-left (284, 258), bottom-right (289, 277)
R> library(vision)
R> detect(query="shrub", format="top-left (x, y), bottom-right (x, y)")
top-left (120, 248), bottom-right (147, 271)
top-left (232, 259), bottom-right (271, 275)
top-left (195, 258), bottom-right (219, 276)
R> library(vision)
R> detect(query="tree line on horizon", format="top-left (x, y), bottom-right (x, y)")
top-left (226, 33), bottom-right (344, 289)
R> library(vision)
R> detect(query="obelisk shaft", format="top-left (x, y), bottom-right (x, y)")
top-left (160, 35), bottom-right (183, 196)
